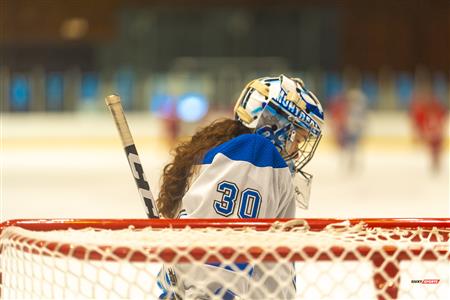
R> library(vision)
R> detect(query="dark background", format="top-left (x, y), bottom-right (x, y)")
top-left (2, 0), bottom-right (448, 71)
top-left (1, 0), bottom-right (449, 111)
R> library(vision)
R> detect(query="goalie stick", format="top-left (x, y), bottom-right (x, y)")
top-left (105, 94), bottom-right (159, 218)
top-left (105, 95), bottom-right (182, 299)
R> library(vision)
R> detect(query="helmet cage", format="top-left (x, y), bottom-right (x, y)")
top-left (254, 96), bottom-right (322, 176)
top-left (290, 133), bottom-right (322, 174)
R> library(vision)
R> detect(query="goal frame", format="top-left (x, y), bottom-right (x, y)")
top-left (1, 218), bottom-right (449, 300)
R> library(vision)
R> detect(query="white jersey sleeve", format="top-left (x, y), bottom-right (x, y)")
top-left (180, 133), bottom-right (296, 219)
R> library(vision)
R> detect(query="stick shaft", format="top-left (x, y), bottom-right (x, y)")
top-left (105, 94), bottom-right (159, 218)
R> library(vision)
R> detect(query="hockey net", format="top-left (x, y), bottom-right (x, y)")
top-left (0, 218), bottom-right (449, 300)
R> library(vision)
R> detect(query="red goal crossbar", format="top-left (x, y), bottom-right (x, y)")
top-left (2, 217), bottom-right (450, 231)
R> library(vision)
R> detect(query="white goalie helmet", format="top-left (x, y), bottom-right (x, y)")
top-left (234, 74), bottom-right (324, 209)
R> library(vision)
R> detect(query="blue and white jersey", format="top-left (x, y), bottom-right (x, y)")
top-left (158, 134), bottom-right (297, 299)
top-left (180, 133), bottom-right (296, 220)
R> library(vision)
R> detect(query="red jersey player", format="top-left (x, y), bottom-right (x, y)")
top-left (410, 87), bottom-right (448, 173)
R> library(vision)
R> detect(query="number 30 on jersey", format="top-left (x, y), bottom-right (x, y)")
top-left (213, 181), bottom-right (261, 218)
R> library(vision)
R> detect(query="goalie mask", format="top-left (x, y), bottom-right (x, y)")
top-left (234, 75), bottom-right (324, 209)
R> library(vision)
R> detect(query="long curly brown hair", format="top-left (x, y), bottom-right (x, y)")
top-left (157, 118), bottom-right (251, 218)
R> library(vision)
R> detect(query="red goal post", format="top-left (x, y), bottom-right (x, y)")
top-left (1, 218), bottom-right (449, 300)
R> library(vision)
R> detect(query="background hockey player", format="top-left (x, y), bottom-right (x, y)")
top-left (410, 84), bottom-right (448, 173)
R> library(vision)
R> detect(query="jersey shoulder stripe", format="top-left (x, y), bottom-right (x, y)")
top-left (202, 134), bottom-right (287, 168)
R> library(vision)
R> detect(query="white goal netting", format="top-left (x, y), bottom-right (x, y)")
top-left (1, 218), bottom-right (449, 300)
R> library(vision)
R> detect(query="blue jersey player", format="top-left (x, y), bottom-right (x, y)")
top-left (157, 75), bottom-right (324, 299)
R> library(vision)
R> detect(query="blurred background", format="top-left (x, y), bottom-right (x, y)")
top-left (1, 0), bottom-right (449, 221)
